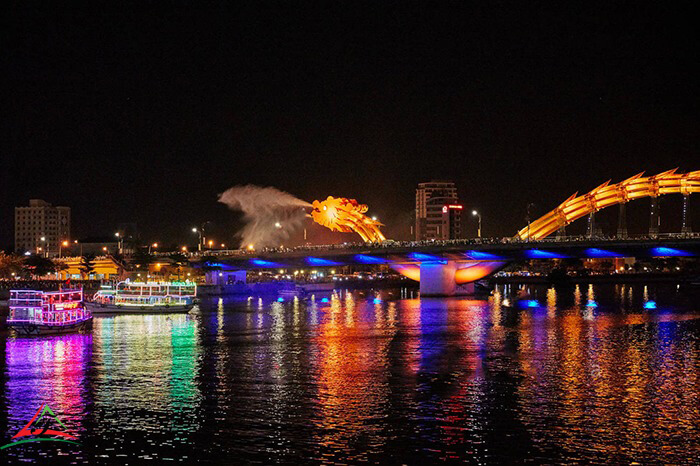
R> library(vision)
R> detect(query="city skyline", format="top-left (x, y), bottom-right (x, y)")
top-left (6, 170), bottom-right (699, 253)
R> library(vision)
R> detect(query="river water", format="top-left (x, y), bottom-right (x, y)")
top-left (1, 283), bottom-right (698, 464)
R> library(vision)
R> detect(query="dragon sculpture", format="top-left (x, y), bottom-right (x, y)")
top-left (516, 168), bottom-right (700, 240)
top-left (310, 196), bottom-right (386, 243)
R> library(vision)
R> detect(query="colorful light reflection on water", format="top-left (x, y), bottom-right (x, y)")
top-left (0, 284), bottom-right (698, 464)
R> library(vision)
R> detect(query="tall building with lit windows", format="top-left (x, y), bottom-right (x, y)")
top-left (415, 181), bottom-right (462, 240)
top-left (15, 199), bottom-right (70, 256)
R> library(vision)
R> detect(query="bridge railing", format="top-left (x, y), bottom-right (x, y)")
top-left (157, 232), bottom-right (700, 258)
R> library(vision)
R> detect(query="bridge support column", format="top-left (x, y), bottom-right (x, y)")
top-left (682, 194), bottom-right (691, 234)
top-left (617, 202), bottom-right (628, 238)
top-left (649, 197), bottom-right (660, 237)
top-left (586, 212), bottom-right (596, 238)
top-left (419, 261), bottom-right (456, 296)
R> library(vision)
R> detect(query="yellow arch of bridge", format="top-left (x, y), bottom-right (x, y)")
top-left (515, 169), bottom-right (700, 241)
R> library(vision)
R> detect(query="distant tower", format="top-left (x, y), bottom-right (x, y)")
top-left (415, 181), bottom-right (461, 240)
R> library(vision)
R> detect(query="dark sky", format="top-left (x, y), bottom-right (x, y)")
top-left (2, 1), bottom-right (698, 249)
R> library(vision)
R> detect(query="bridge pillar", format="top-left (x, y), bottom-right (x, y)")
top-left (418, 261), bottom-right (475, 296)
top-left (682, 194), bottom-right (691, 234)
top-left (649, 196), bottom-right (660, 237)
top-left (586, 212), bottom-right (596, 238)
top-left (556, 225), bottom-right (566, 239)
top-left (617, 202), bottom-right (628, 238)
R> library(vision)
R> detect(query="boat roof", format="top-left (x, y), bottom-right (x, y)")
top-left (11, 288), bottom-right (82, 295)
top-left (118, 281), bottom-right (196, 287)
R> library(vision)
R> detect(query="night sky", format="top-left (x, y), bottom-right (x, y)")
top-left (2, 2), bottom-right (698, 250)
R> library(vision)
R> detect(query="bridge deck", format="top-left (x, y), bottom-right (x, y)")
top-left (192, 237), bottom-right (700, 268)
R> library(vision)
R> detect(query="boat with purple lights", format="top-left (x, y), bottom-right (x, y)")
top-left (7, 288), bottom-right (92, 336)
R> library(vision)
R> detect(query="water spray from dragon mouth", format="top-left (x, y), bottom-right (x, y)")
top-left (218, 185), bottom-right (311, 249)
top-left (219, 185), bottom-right (386, 248)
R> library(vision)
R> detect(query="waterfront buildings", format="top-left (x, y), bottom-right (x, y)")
top-left (54, 255), bottom-right (126, 280)
top-left (14, 199), bottom-right (70, 257)
top-left (415, 181), bottom-right (462, 240)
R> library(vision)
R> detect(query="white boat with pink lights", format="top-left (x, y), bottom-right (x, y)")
top-left (8, 288), bottom-right (92, 336)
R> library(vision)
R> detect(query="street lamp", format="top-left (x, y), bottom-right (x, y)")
top-left (472, 210), bottom-right (482, 238)
top-left (40, 236), bottom-right (47, 257)
top-left (148, 242), bottom-right (158, 254)
top-left (192, 227), bottom-right (203, 251)
top-left (115, 232), bottom-right (124, 254)
top-left (60, 240), bottom-right (69, 258)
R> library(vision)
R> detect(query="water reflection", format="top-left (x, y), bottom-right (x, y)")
top-left (91, 314), bottom-right (201, 461)
top-left (0, 284), bottom-right (697, 463)
top-left (5, 334), bottom-right (92, 433)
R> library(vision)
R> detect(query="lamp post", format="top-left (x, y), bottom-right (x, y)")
top-left (148, 242), bottom-right (158, 254)
top-left (192, 221), bottom-right (213, 252)
top-left (192, 228), bottom-right (202, 251)
top-left (115, 232), bottom-right (124, 254)
top-left (59, 240), bottom-right (69, 258)
top-left (40, 236), bottom-right (47, 257)
top-left (472, 210), bottom-right (482, 238)
top-left (526, 203), bottom-right (535, 242)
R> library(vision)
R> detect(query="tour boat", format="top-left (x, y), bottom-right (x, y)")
top-left (8, 288), bottom-right (92, 336)
top-left (85, 280), bottom-right (197, 314)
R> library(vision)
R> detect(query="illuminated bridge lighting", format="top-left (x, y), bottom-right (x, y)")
top-left (306, 257), bottom-right (341, 266)
top-left (408, 252), bottom-right (445, 262)
top-left (516, 168), bottom-right (700, 240)
top-left (250, 259), bottom-right (281, 267)
top-left (650, 247), bottom-right (692, 257)
top-left (354, 254), bottom-right (388, 264)
top-left (524, 249), bottom-right (568, 259)
top-left (584, 248), bottom-right (623, 258)
top-left (464, 250), bottom-right (504, 260)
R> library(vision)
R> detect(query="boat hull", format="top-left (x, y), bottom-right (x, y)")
top-left (9, 319), bottom-right (92, 336)
top-left (85, 301), bottom-right (194, 314)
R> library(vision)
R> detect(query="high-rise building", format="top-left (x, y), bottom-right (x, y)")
top-left (415, 181), bottom-right (462, 240)
top-left (15, 199), bottom-right (71, 257)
